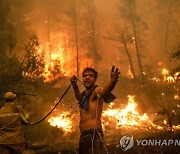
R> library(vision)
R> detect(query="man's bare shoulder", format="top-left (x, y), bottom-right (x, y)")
top-left (92, 87), bottom-right (104, 98)
top-left (93, 87), bottom-right (102, 93)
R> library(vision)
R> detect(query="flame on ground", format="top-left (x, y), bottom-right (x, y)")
top-left (102, 95), bottom-right (179, 131)
top-left (48, 112), bottom-right (73, 133)
top-left (148, 67), bottom-right (179, 83)
top-left (102, 95), bottom-right (156, 129)
top-left (161, 68), bottom-right (180, 83)
top-left (48, 95), bottom-right (180, 133)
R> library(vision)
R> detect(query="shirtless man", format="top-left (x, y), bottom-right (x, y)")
top-left (70, 66), bottom-right (120, 154)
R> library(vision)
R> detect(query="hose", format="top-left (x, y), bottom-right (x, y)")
top-left (28, 84), bottom-right (72, 125)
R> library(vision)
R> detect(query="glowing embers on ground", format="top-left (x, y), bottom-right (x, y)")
top-left (148, 68), bottom-right (180, 83)
top-left (102, 95), bottom-right (155, 129)
top-left (161, 68), bottom-right (180, 83)
top-left (174, 95), bottom-right (179, 100)
top-left (48, 112), bottom-right (73, 133)
top-left (162, 69), bottom-right (174, 82)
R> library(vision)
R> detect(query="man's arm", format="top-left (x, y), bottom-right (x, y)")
top-left (96, 66), bottom-right (120, 98)
top-left (70, 75), bottom-right (81, 101)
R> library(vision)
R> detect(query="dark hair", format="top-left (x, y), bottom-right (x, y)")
top-left (82, 67), bottom-right (98, 79)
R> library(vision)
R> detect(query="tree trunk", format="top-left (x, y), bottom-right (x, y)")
top-left (165, 0), bottom-right (172, 54)
top-left (87, 0), bottom-right (98, 69)
top-left (47, 15), bottom-right (52, 64)
top-left (121, 33), bottom-right (136, 85)
top-left (128, 0), bottom-right (145, 87)
top-left (73, 0), bottom-right (80, 78)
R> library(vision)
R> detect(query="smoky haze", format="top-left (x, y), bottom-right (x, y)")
top-left (0, 0), bottom-right (180, 153)
top-left (6, 0), bottom-right (180, 74)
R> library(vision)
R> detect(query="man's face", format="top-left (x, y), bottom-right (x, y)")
top-left (82, 71), bottom-right (96, 88)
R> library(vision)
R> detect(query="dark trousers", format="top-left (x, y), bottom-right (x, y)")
top-left (0, 143), bottom-right (25, 154)
top-left (79, 129), bottom-right (106, 154)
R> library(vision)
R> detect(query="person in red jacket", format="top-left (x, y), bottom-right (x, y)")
top-left (0, 92), bottom-right (29, 154)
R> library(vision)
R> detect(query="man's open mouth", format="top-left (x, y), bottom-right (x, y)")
top-left (84, 81), bottom-right (91, 85)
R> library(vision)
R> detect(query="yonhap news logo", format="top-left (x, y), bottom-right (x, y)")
top-left (120, 134), bottom-right (180, 151)
top-left (120, 134), bottom-right (134, 151)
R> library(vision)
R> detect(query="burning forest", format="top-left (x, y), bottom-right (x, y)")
top-left (0, 0), bottom-right (180, 153)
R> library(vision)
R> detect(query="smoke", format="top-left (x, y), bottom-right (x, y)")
top-left (0, 0), bottom-right (179, 152)
top-left (4, 0), bottom-right (179, 75)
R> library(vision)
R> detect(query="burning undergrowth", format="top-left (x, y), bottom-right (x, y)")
top-left (46, 94), bottom-right (180, 136)
top-left (21, 67), bottom-right (180, 153)
top-left (26, 91), bottom-right (179, 153)
top-left (20, 36), bottom-right (180, 152)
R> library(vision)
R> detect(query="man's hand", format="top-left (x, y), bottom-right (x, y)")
top-left (95, 66), bottom-right (120, 98)
top-left (70, 75), bottom-right (81, 100)
top-left (111, 66), bottom-right (120, 83)
top-left (70, 75), bottom-right (78, 89)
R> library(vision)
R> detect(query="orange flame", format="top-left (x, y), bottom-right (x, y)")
top-left (40, 33), bottom-right (94, 82)
top-left (102, 95), bottom-right (156, 129)
top-left (161, 68), bottom-right (176, 83)
top-left (23, 32), bottom-right (95, 82)
top-left (48, 112), bottom-right (73, 133)
top-left (127, 65), bottom-right (133, 78)
top-left (48, 95), bottom-right (180, 133)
